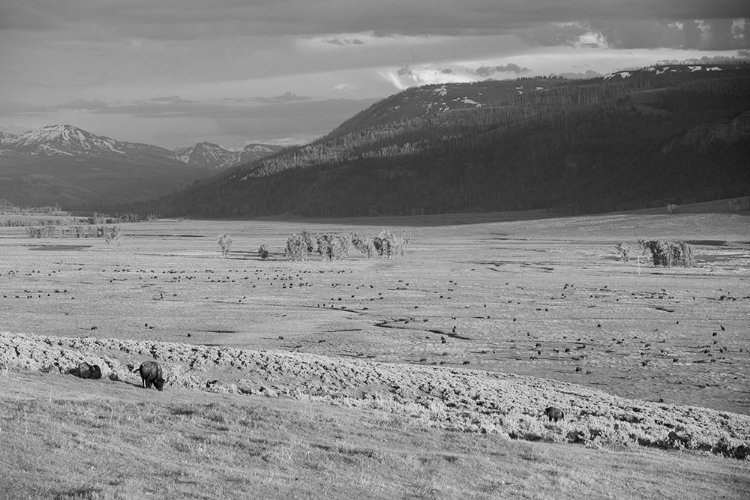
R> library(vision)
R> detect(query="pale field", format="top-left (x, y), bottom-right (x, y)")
top-left (1, 210), bottom-right (748, 415)
top-left (2, 207), bottom-right (750, 499)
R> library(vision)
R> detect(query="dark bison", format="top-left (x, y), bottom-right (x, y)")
top-left (135, 361), bottom-right (165, 391)
top-left (77, 362), bottom-right (102, 379)
top-left (544, 406), bottom-right (564, 422)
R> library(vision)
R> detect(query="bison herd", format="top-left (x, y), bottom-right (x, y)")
top-left (74, 360), bottom-right (165, 391)
top-left (71, 360), bottom-right (572, 422)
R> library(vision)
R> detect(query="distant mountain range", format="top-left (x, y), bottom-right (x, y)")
top-left (131, 63), bottom-right (750, 218)
top-left (169, 142), bottom-right (283, 170)
top-left (0, 125), bottom-right (283, 169)
top-left (0, 125), bottom-right (285, 206)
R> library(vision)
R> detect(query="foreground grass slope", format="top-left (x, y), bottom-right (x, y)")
top-left (2, 370), bottom-right (749, 500)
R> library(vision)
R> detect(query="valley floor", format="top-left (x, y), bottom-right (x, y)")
top-left (1, 204), bottom-right (749, 498)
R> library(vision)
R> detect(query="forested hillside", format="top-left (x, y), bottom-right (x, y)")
top-left (125, 64), bottom-right (750, 218)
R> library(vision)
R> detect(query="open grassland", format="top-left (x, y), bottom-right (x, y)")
top-left (1, 371), bottom-right (749, 500)
top-left (1, 204), bottom-right (749, 498)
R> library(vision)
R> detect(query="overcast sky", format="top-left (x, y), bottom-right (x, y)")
top-left (1, 1), bottom-right (748, 149)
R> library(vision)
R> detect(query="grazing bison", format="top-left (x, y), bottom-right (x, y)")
top-left (135, 361), bottom-right (165, 391)
top-left (544, 406), bottom-right (565, 422)
top-left (77, 362), bottom-right (102, 380)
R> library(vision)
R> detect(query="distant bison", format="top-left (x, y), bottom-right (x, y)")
top-left (135, 361), bottom-right (165, 391)
top-left (77, 362), bottom-right (102, 380)
top-left (544, 406), bottom-right (565, 422)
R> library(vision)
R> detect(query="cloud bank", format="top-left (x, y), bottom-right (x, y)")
top-left (1, 0), bottom-right (748, 147)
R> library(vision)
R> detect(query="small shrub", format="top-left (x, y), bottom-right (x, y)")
top-left (258, 244), bottom-right (269, 260)
top-left (218, 234), bottom-right (232, 258)
top-left (615, 242), bottom-right (630, 262)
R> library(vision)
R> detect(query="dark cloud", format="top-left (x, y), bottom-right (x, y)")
top-left (521, 18), bottom-right (749, 50)
top-left (440, 68), bottom-right (454, 74)
top-left (150, 96), bottom-right (195, 104)
top-left (0, 102), bottom-right (58, 116)
top-left (0, 124), bottom-right (30, 135)
top-left (397, 66), bottom-right (413, 76)
top-left (585, 19), bottom-right (742, 50)
top-left (66, 96), bottom-right (374, 125)
top-left (518, 22), bottom-right (590, 47)
top-left (4, 0), bottom-right (747, 40)
top-left (210, 98), bottom-right (381, 142)
top-left (59, 99), bottom-right (110, 110)
top-left (475, 63), bottom-right (530, 77)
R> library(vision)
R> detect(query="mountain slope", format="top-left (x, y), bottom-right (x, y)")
top-left (132, 64), bottom-right (750, 218)
top-left (0, 126), bottom-right (285, 207)
top-left (170, 142), bottom-right (240, 169)
top-left (3, 125), bottom-right (178, 165)
top-left (169, 142), bottom-right (285, 169)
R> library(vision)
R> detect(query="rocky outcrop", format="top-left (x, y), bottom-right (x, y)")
top-left (2, 331), bottom-right (749, 459)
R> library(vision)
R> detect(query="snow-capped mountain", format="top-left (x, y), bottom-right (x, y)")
top-left (170, 142), bottom-right (243, 170)
top-left (9, 124), bottom-right (125, 157)
top-left (239, 143), bottom-right (285, 164)
top-left (0, 124), bottom-right (178, 165)
top-left (169, 142), bottom-right (285, 169)
top-left (0, 124), bottom-right (286, 207)
top-left (0, 132), bottom-right (17, 147)
top-left (0, 124), bottom-right (284, 169)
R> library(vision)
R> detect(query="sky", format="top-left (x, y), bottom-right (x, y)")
top-left (1, 1), bottom-right (749, 149)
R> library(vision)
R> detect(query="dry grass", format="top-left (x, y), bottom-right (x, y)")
top-left (1, 371), bottom-right (748, 500)
top-left (1, 203), bottom-right (749, 498)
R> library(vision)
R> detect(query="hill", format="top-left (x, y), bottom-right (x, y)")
top-left (0, 125), bottom-right (283, 207)
top-left (131, 64), bottom-right (750, 218)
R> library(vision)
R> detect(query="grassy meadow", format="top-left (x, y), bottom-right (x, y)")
top-left (1, 202), bottom-right (749, 498)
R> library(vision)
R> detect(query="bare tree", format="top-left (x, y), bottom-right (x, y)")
top-left (218, 234), bottom-right (233, 258)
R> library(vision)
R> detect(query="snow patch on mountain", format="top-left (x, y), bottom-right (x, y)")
top-left (0, 124), bottom-right (284, 170)
top-left (169, 142), bottom-right (284, 169)
top-left (7, 125), bottom-right (127, 158)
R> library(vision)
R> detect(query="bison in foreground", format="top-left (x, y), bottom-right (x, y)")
top-left (76, 362), bottom-right (102, 380)
top-left (135, 361), bottom-right (165, 391)
top-left (544, 406), bottom-right (565, 422)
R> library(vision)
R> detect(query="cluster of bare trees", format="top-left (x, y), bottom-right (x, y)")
top-left (285, 230), bottom-right (351, 261)
top-left (25, 226), bottom-right (57, 238)
top-left (26, 225), bottom-right (122, 241)
top-left (285, 229), bottom-right (411, 261)
top-left (639, 240), bottom-right (695, 267)
top-left (351, 230), bottom-right (411, 258)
